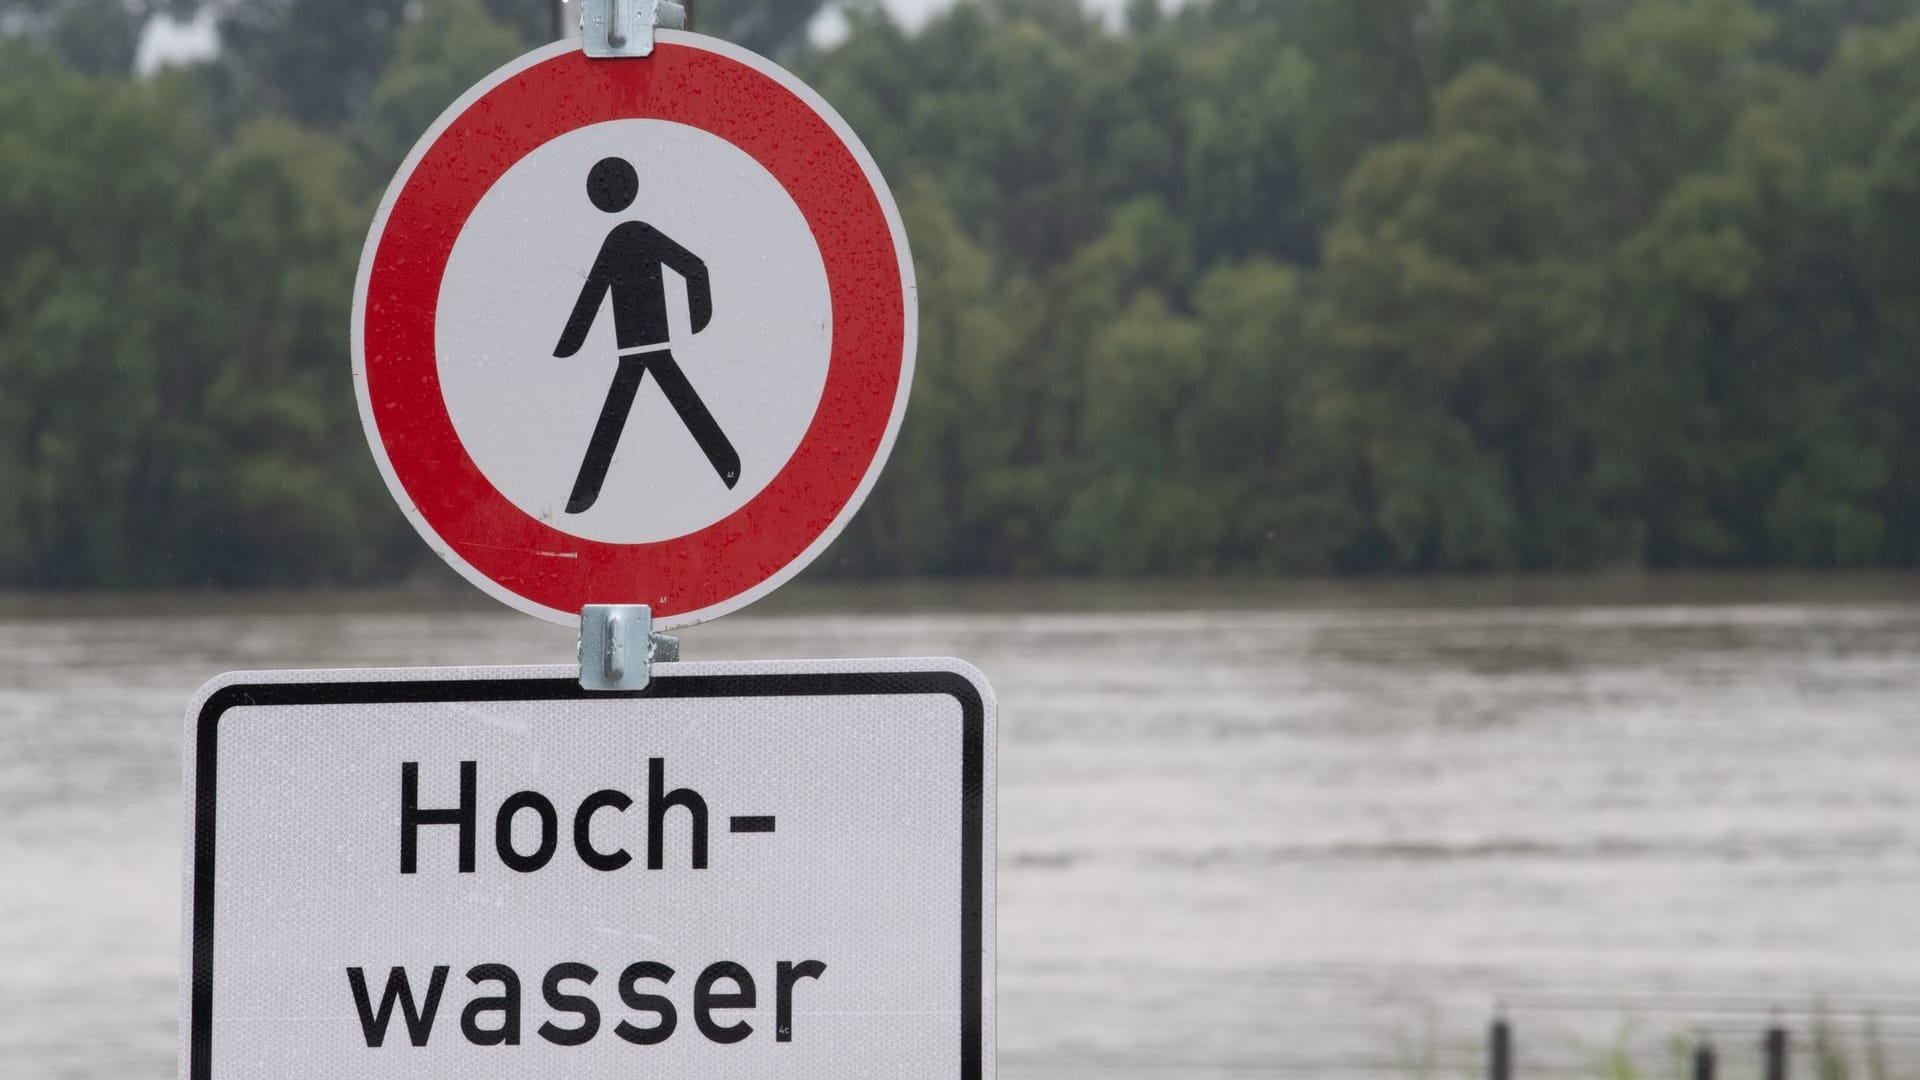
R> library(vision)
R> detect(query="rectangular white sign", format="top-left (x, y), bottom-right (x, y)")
top-left (180, 659), bottom-right (995, 1079)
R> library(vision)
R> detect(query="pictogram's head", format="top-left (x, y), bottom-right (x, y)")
top-left (586, 157), bottom-right (638, 213)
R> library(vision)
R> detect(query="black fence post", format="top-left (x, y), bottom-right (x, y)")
top-left (1765, 1022), bottom-right (1788, 1080)
top-left (1692, 1036), bottom-right (1716, 1080)
top-left (1489, 1013), bottom-right (1511, 1080)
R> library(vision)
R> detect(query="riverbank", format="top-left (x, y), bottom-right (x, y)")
top-left (5, 568), bottom-right (1920, 621)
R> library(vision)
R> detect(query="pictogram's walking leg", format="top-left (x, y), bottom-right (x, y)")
top-left (568, 355), bottom-right (650, 514)
top-left (645, 351), bottom-right (741, 489)
top-left (567, 351), bottom-right (741, 513)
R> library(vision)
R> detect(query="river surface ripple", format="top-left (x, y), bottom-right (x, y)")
top-left (3, 590), bottom-right (1918, 1077)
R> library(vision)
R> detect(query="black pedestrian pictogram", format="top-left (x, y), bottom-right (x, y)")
top-left (554, 156), bottom-right (740, 514)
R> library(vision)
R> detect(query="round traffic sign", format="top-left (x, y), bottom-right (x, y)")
top-left (352, 34), bottom-right (915, 629)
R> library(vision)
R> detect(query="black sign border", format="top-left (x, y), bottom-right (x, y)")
top-left (189, 669), bottom-right (987, 1079)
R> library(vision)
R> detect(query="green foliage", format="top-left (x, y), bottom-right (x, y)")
top-left (9, 0), bottom-right (1920, 587)
top-left (694, 0), bottom-right (836, 60)
top-left (210, 0), bottom-right (414, 127)
top-left (0, 0), bottom-right (194, 74)
top-left (0, 45), bottom-right (404, 586)
top-left (359, 0), bottom-right (528, 180)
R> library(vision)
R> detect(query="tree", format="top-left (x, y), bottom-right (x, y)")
top-left (1577, 0), bottom-right (1781, 226)
top-left (1312, 65), bottom-right (1603, 570)
top-left (10, 0), bottom-right (1920, 586)
top-left (0, 46), bottom-right (405, 586)
top-left (0, 51), bottom-right (214, 584)
top-left (360, 0), bottom-right (527, 181)
top-left (1751, 0), bottom-right (1920, 70)
top-left (834, 179), bottom-right (1025, 574)
top-left (0, 0), bottom-right (194, 74)
top-left (695, 0), bottom-right (834, 60)
top-left (208, 0), bottom-right (411, 127)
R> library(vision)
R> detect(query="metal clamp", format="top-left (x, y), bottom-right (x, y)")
top-left (580, 0), bottom-right (686, 58)
top-left (578, 604), bottom-right (681, 691)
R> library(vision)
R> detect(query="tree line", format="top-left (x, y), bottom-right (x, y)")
top-left (3, 0), bottom-right (1919, 588)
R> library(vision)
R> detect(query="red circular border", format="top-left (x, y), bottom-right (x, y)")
top-left (362, 44), bottom-right (905, 620)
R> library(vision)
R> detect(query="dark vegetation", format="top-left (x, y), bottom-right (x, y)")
top-left (3, 0), bottom-right (1920, 587)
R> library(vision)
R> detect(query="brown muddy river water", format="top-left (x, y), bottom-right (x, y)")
top-left (3, 578), bottom-right (1918, 1077)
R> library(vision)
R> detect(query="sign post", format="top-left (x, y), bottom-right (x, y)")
top-left (183, 9), bottom-right (992, 1079)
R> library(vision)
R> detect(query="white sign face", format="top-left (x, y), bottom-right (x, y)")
top-left (180, 660), bottom-right (994, 1080)
top-left (436, 119), bottom-right (833, 544)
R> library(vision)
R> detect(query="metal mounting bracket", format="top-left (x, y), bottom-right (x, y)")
top-left (580, 0), bottom-right (685, 58)
top-left (578, 604), bottom-right (681, 691)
